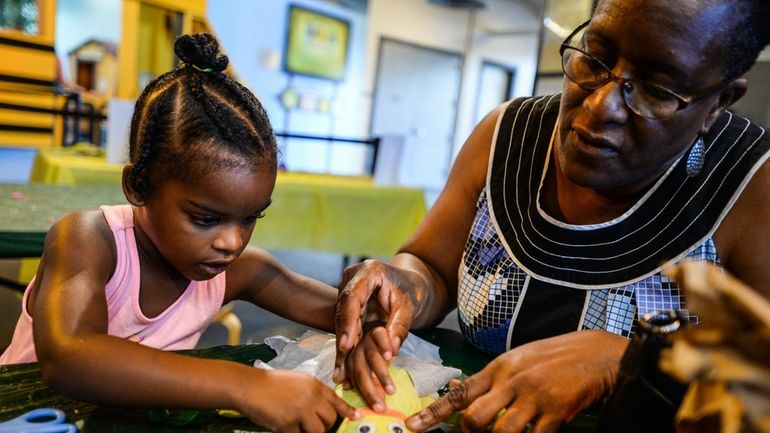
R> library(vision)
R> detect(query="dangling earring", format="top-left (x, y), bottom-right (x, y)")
top-left (686, 136), bottom-right (705, 177)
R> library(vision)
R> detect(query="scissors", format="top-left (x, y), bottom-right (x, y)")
top-left (0, 408), bottom-right (77, 433)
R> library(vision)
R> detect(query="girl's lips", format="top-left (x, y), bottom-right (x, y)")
top-left (200, 262), bottom-right (230, 275)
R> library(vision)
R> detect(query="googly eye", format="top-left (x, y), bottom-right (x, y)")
top-left (389, 421), bottom-right (406, 433)
top-left (357, 422), bottom-right (374, 433)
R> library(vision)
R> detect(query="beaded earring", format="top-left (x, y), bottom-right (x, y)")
top-left (686, 136), bottom-right (705, 177)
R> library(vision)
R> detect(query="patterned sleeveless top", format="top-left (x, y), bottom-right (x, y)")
top-left (458, 94), bottom-right (770, 355)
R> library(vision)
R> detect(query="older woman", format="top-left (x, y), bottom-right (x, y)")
top-left (333, 0), bottom-right (770, 432)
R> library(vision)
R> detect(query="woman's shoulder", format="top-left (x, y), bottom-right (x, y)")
top-left (714, 156), bottom-right (770, 294)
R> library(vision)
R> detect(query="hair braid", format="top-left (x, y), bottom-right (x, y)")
top-left (124, 33), bottom-right (277, 199)
top-left (129, 101), bottom-right (161, 199)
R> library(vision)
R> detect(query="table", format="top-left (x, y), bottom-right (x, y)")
top-left (0, 329), bottom-right (598, 432)
top-left (2, 151), bottom-right (426, 258)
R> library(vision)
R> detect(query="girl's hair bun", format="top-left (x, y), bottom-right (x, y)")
top-left (174, 33), bottom-right (229, 73)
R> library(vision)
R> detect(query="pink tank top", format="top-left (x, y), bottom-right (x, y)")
top-left (0, 204), bottom-right (226, 364)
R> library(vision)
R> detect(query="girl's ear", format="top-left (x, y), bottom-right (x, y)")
top-left (122, 164), bottom-right (145, 206)
top-left (701, 77), bottom-right (748, 134)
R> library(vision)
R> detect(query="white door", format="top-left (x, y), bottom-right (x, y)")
top-left (475, 60), bottom-right (516, 123)
top-left (370, 38), bottom-right (462, 193)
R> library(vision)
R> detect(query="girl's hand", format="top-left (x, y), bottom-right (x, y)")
top-left (334, 260), bottom-right (419, 385)
top-left (406, 330), bottom-right (628, 433)
top-left (342, 324), bottom-right (397, 412)
top-left (236, 370), bottom-right (359, 433)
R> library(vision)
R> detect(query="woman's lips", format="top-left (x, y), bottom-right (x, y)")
top-left (570, 129), bottom-right (621, 158)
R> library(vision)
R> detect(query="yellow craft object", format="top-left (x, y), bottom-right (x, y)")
top-left (336, 367), bottom-right (424, 433)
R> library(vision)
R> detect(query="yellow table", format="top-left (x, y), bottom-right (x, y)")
top-left (23, 148), bottom-right (426, 258)
top-left (29, 147), bottom-right (125, 185)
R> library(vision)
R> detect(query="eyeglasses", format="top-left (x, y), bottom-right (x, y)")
top-left (559, 20), bottom-right (725, 120)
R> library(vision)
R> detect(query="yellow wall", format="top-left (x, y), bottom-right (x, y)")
top-left (0, 0), bottom-right (61, 148)
top-left (118, 0), bottom-right (208, 100)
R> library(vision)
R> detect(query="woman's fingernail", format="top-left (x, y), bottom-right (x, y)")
top-left (351, 409), bottom-right (361, 419)
top-left (339, 333), bottom-right (348, 349)
top-left (406, 415), bottom-right (425, 430)
top-left (333, 367), bottom-right (341, 380)
top-left (385, 384), bottom-right (395, 395)
top-left (383, 351), bottom-right (392, 360)
top-left (373, 402), bottom-right (385, 413)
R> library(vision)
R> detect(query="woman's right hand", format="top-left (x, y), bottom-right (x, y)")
top-left (236, 369), bottom-right (359, 433)
top-left (333, 260), bottom-right (421, 388)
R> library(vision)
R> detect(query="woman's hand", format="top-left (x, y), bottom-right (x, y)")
top-left (236, 369), bottom-right (359, 433)
top-left (406, 330), bottom-right (629, 433)
top-left (334, 260), bottom-right (421, 385)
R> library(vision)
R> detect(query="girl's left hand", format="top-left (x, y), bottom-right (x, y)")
top-left (342, 324), bottom-right (398, 413)
top-left (405, 330), bottom-right (629, 433)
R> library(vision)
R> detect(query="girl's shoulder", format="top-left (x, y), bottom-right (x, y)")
top-left (49, 208), bottom-right (113, 239)
top-left (45, 208), bottom-right (118, 271)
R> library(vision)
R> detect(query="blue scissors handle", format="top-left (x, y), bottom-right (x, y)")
top-left (0, 408), bottom-right (77, 433)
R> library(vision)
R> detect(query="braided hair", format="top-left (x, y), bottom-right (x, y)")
top-left (127, 33), bottom-right (277, 200)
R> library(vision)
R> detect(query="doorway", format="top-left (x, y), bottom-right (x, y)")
top-left (76, 61), bottom-right (96, 90)
top-left (370, 38), bottom-right (462, 195)
top-left (474, 60), bottom-right (516, 123)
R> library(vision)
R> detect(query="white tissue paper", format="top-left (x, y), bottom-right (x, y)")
top-left (253, 330), bottom-right (462, 397)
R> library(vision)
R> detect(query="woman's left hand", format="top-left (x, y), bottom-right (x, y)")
top-left (405, 330), bottom-right (629, 433)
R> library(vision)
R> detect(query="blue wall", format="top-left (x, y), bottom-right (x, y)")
top-left (208, 0), bottom-right (369, 173)
top-left (54, 0), bottom-right (370, 174)
top-left (55, 0), bottom-right (122, 82)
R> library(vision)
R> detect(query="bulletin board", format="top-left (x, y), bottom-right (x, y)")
top-left (284, 5), bottom-right (350, 81)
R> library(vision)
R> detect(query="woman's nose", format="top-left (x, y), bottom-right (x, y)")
top-left (582, 71), bottom-right (630, 124)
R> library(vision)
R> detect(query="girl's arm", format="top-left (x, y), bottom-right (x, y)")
top-left (32, 211), bottom-right (355, 433)
top-left (225, 246), bottom-right (339, 331)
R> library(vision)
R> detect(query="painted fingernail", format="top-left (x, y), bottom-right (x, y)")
top-left (383, 351), bottom-right (392, 360)
top-left (385, 383), bottom-right (395, 395)
top-left (351, 409), bottom-right (361, 419)
top-left (373, 402), bottom-right (385, 413)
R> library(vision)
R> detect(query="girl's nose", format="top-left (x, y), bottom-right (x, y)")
top-left (212, 226), bottom-right (244, 254)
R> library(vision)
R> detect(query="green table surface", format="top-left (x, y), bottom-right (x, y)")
top-left (0, 329), bottom-right (599, 432)
top-left (0, 184), bottom-right (126, 258)
top-left (0, 176), bottom-right (426, 259)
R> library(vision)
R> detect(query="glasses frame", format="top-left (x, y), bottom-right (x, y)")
top-left (559, 19), bottom-right (726, 120)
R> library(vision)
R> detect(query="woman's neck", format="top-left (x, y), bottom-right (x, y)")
top-left (541, 154), bottom-right (657, 225)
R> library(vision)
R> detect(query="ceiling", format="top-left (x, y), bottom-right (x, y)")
top-left (330, 0), bottom-right (546, 16)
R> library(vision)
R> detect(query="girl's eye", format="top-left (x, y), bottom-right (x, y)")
top-left (192, 216), bottom-right (219, 227)
top-left (243, 212), bottom-right (266, 225)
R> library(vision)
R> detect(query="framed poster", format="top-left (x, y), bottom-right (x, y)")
top-left (284, 5), bottom-right (350, 81)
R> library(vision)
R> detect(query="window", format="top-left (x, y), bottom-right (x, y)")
top-left (0, 0), bottom-right (39, 35)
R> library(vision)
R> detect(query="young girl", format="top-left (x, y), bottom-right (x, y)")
top-left (0, 34), bottom-right (358, 433)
